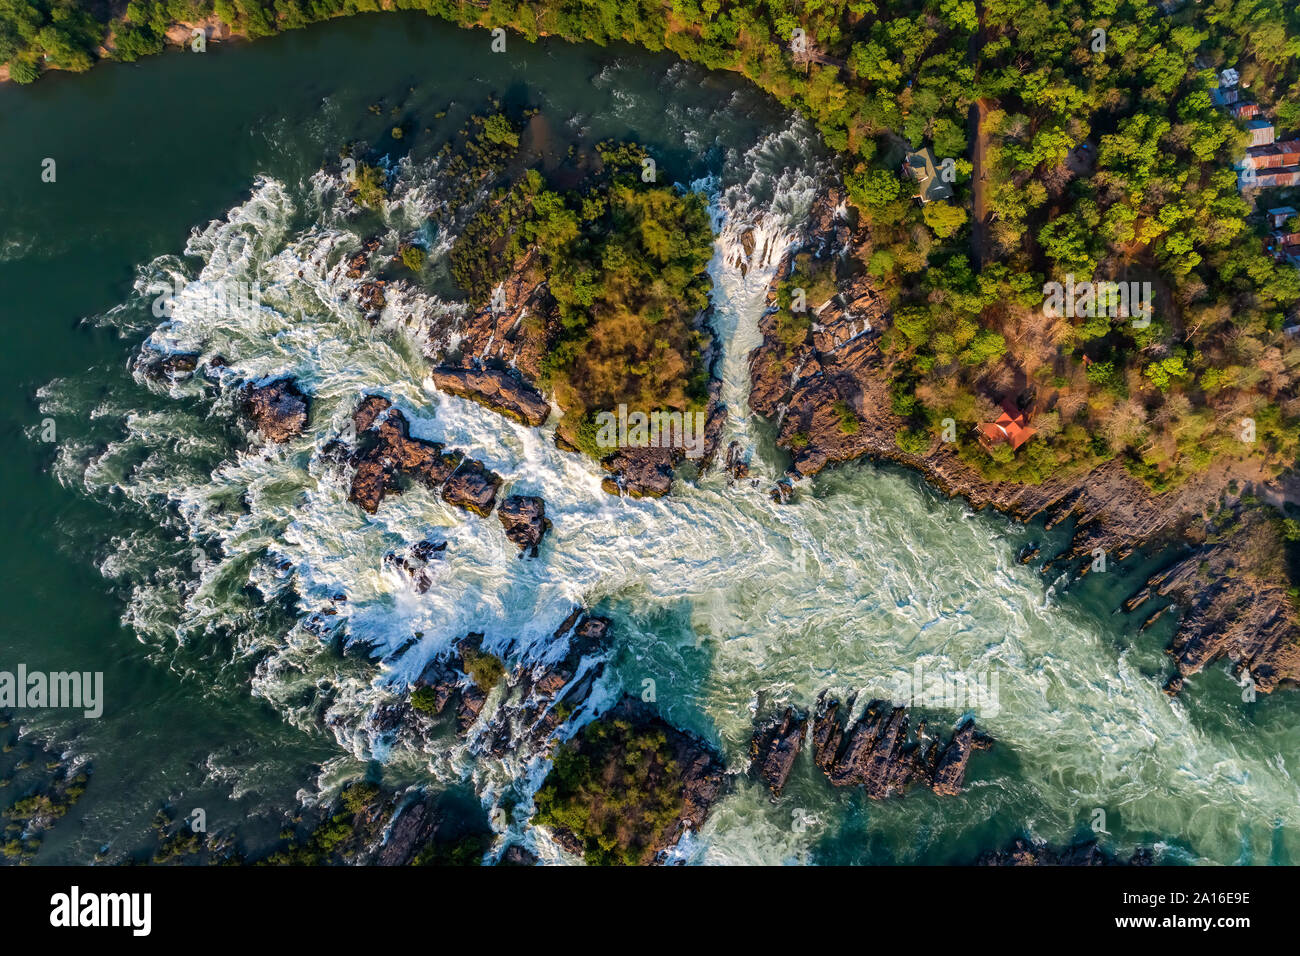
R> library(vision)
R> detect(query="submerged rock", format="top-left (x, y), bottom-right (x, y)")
top-left (497, 495), bottom-right (550, 557)
top-left (725, 440), bottom-right (750, 481)
top-left (134, 348), bottom-right (201, 383)
top-left (243, 378), bottom-right (309, 443)
top-left (977, 837), bottom-right (1153, 866)
top-left (811, 692), bottom-right (991, 798)
top-left (383, 538), bottom-right (446, 594)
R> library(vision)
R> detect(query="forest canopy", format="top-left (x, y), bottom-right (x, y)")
top-left (6, 0), bottom-right (1300, 490)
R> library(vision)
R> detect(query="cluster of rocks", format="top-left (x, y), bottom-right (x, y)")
top-left (1126, 508), bottom-right (1300, 695)
top-left (724, 440), bottom-right (750, 481)
top-left (264, 781), bottom-right (518, 866)
top-left (977, 836), bottom-right (1153, 866)
top-left (341, 396), bottom-right (549, 557)
top-left (398, 610), bottom-right (611, 754)
top-left (402, 634), bottom-right (496, 735)
top-left (749, 693), bottom-right (992, 799)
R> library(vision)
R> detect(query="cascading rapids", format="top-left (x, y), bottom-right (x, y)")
top-left (38, 117), bottom-right (1300, 865)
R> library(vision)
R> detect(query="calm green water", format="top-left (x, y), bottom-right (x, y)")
top-left (1, 13), bottom-right (1298, 865)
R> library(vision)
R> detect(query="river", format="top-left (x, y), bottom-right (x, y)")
top-left (1, 12), bottom-right (1297, 865)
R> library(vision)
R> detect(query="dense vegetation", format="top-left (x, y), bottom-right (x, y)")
top-left (450, 142), bottom-right (715, 458)
top-left (533, 714), bottom-right (688, 866)
top-left (6, 0), bottom-right (1300, 490)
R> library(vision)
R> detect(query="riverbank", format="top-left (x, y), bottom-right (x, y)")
top-left (746, 186), bottom-right (1300, 696)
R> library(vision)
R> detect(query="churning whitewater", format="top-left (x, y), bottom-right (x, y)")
top-left (38, 118), bottom-right (1300, 866)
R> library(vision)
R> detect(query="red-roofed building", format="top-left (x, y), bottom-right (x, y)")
top-left (977, 401), bottom-right (1036, 453)
top-left (1244, 139), bottom-right (1300, 170)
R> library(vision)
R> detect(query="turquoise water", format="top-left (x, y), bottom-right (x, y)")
top-left (2, 13), bottom-right (1299, 865)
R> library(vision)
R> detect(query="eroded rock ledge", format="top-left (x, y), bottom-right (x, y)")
top-left (748, 186), bottom-right (1300, 695)
top-left (809, 692), bottom-right (991, 798)
top-left (428, 366), bottom-right (550, 428)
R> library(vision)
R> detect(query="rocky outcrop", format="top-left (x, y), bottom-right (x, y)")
top-left (748, 186), bottom-right (1300, 695)
top-left (440, 460), bottom-right (501, 517)
top-left (750, 707), bottom-right (807, 797)
top-left (435, 248), bottom-right (552, 382)
top-left (134, 348), bottom-right (200, 383)
top-left (265, 782), bottom-right (493, 866)
top-left (497, 495), bottom-right (550, 557)
top-left (242, 378), bottom-right (309, 442)
top-left (810, 692), bottom-right (991, 798)
top-left (977, 837), bottom-right (1153, 866)
top-left (597, 380), bottom-right (727, 499)
top-left (429, 366), bottom-right (550, 428)
top-left (724, 440), bottom-right (750, 481)
top-left (344, 395), bottom-right (500, 518)
top-left (497, 844), bottom-right (539, 866)
top-left (480, 611), bottom-right (610, 756)
top-left (406, 635), bottom-right (499, 735)
top-left (1132, 510), bottom-right (1300, 694)
top-left (373, 793), bottom-right (443, 866)
top-left (356, 280), bottom-right (386, 320)
top-left (599, 446), bottom-right (677, 498)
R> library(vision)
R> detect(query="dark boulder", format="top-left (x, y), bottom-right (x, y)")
top-left (441, 461), bottom-right (501, 517)
top-left (243, 378), bottom-right (309, 443)
top-left (135, 348), bottom-right (201, 383)
top-left (497, 495), bottom-right (550, 557)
